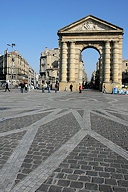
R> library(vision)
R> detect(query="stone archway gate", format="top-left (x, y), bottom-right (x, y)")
top-left (57, 15), bottom-right (124, 92)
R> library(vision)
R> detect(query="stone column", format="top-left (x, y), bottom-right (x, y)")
top-left (99, 56), bottom-right (103, 84)
top-left (104, 41), bottom-right (111, 83)
top-left (118, 39), bottom-right (123, 84)
top-left (75, 48), bottom-right (81, 83)
top-left (79, 55), bottom-right (83, 84)
top-left (58, 41), bottom-right (61, 82)
top-left (69, 42), bottom-right (76, 82)
top-left (112, 41), bottom-right (119, 83)
top-left (61, 42), bottom-right (68, 82)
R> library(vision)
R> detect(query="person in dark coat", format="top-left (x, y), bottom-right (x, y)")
top-left (42, 84), bottom-right (44, 93)
top-left (70, 84), bottom-right (73, 92)
top-left (55, 84), bottom-right (58, 93)
top-left (21, 83), bottom-right (24, 93)
top-left (5, 82), bottom-right (10, 92)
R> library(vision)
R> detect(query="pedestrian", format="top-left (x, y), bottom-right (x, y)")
top-left (21, 83), bottom-right (24, 93)
top-left (5, 82), bottom-right (10, 92)
top-left (70, 84), bottom-right (73, 92)
top-left (65, 86), bottom-right (68, 92)
top-left (25, 84), bottom-right (28, 93)
top-left (42, 84), bottom-right (45, 93)
top-left (79, 84), bottom-right (82, 93)
top-left (55, 83), bottom-right (57, 93)
top-left (103, 85), bottom-right (106, 93)
top-left (48, 84), bottom-right (51, 93)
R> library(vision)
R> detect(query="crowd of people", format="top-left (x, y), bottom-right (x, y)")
top-left (3, 82), bottom-right (86, 94)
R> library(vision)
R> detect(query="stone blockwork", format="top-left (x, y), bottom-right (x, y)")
top-left (58, 15), bottom-right (124, 92)
top-left (36, 136), bottom-right (128, 192)
top-left (14, 113), bottom-right (81, 185)
top-left (0, 111), bottom-right (51, 133)
top-left (0, 131), bottom-right (26, 169)
top-left (91, 113), bottom-right (128, 151)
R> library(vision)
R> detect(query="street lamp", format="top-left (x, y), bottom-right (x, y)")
top-left (7, 43), bottom-right (16, 88)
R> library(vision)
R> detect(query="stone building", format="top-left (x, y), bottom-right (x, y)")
top-left (0, 49), bottom-right (35, 86)
top-left (28, 66), bottom-right (36, 87)
top-left (40, 47), bottom-right (87, 89)
top-left (40, 47), bottom-right (59, 88)
top-left (79, 54), bottom-right (88, 85)
top-left (57, 15), bottom-right (124, 93)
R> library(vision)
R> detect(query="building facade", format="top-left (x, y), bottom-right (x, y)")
top-left (122, 59), bottom-right (128, 84)
top-left (40, 47), bottom-right (59, 89)
top-left (57, 15), bottom-right (124, 93)
top-left (0, 49), bottom-right (36, 87)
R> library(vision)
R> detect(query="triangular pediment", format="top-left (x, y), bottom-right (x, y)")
top-left (58, 15), bottom-right (123, 33)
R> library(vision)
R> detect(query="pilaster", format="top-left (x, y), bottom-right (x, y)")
top-left (69, 42), bottom-right (76, 82)
top-left (104, 41), bottom-right (111, 83)
top-left (118, 39), bottom-right (123, 84)
top-left (61, 42), bottom-right (68, 82)
top-left (79, 61), bottom-right (83, 84)
top-left (112, 41), bottom-right (119, 83)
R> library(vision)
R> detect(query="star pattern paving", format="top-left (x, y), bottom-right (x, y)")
top-left (0, 89), bottom-right (127, 192)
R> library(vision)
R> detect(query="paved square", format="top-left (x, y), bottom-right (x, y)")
top-left (0, 89), bottom-right (128, 192)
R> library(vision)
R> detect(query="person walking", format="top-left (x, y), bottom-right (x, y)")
top-left (42, 84), bottom-right (45, 93)
top-left (21, 83), bottom-right (24, 93)
top-left (79, 84), bottom-right (82, 93)
top-left (65, 86), bottom-right (68, 92)
top-left (103, 85), bottom-right (106, 93)
top-left (55, 83), bottom-right (57, 93)
top-left (48, 84), bottom-right (51, 93)
top-left (70, 84), bottom-right (73, 92)
top-left (25, 84), bottom-right (28, 93)
top-left (5, 82), bottom-right (10, 92)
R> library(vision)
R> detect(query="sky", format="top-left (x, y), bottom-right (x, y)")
top-left (0, 0), bottom-right (128, 80)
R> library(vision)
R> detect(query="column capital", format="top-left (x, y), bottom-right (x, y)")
top-left (105, 40), bottom-right (110, 43)
top-left (113, 41), bottom-right (119, 49)
top-left (61, 41), bottom-right (67, 44)
top-left (104, 41), bottom-right (111, 50)
top-left (105, 41), bottom-right (110, 47)
top-left (70, 41), bottom-right (76, 44)
top-left (112, 40), bottom-right (119, 43)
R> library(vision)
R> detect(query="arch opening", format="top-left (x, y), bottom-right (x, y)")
top-left (81, 47), bottom-right (100, 90)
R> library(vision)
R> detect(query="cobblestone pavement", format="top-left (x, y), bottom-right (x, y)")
top-left (0, 89), bottom-right (128, 192)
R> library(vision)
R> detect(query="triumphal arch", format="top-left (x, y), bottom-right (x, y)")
top-left (57, 15), bottom-right (124, 92)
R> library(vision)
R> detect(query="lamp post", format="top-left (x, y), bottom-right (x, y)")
top-left (7, 43), bottom-right (16, 89)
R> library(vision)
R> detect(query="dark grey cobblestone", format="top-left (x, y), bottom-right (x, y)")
top-left (108, 111), bottom-right (128, 122)
top-left (113, 186), bottom-right (127, 192)
top-left (0, 111), bottom-right (51, 133)
top-left (36, 135), bottom-right (128, 192)
top-left (0, 131), bottom-right (26, 168)
top-left (14, 113), bottom-right (80, 185)
top-left (93, 110), bottom-right (109, 117)
top-left (91, 113), bottom-right (128, 151)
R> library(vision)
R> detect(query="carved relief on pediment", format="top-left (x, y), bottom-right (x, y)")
top-left (70, 19), bottom-right (112, 31)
